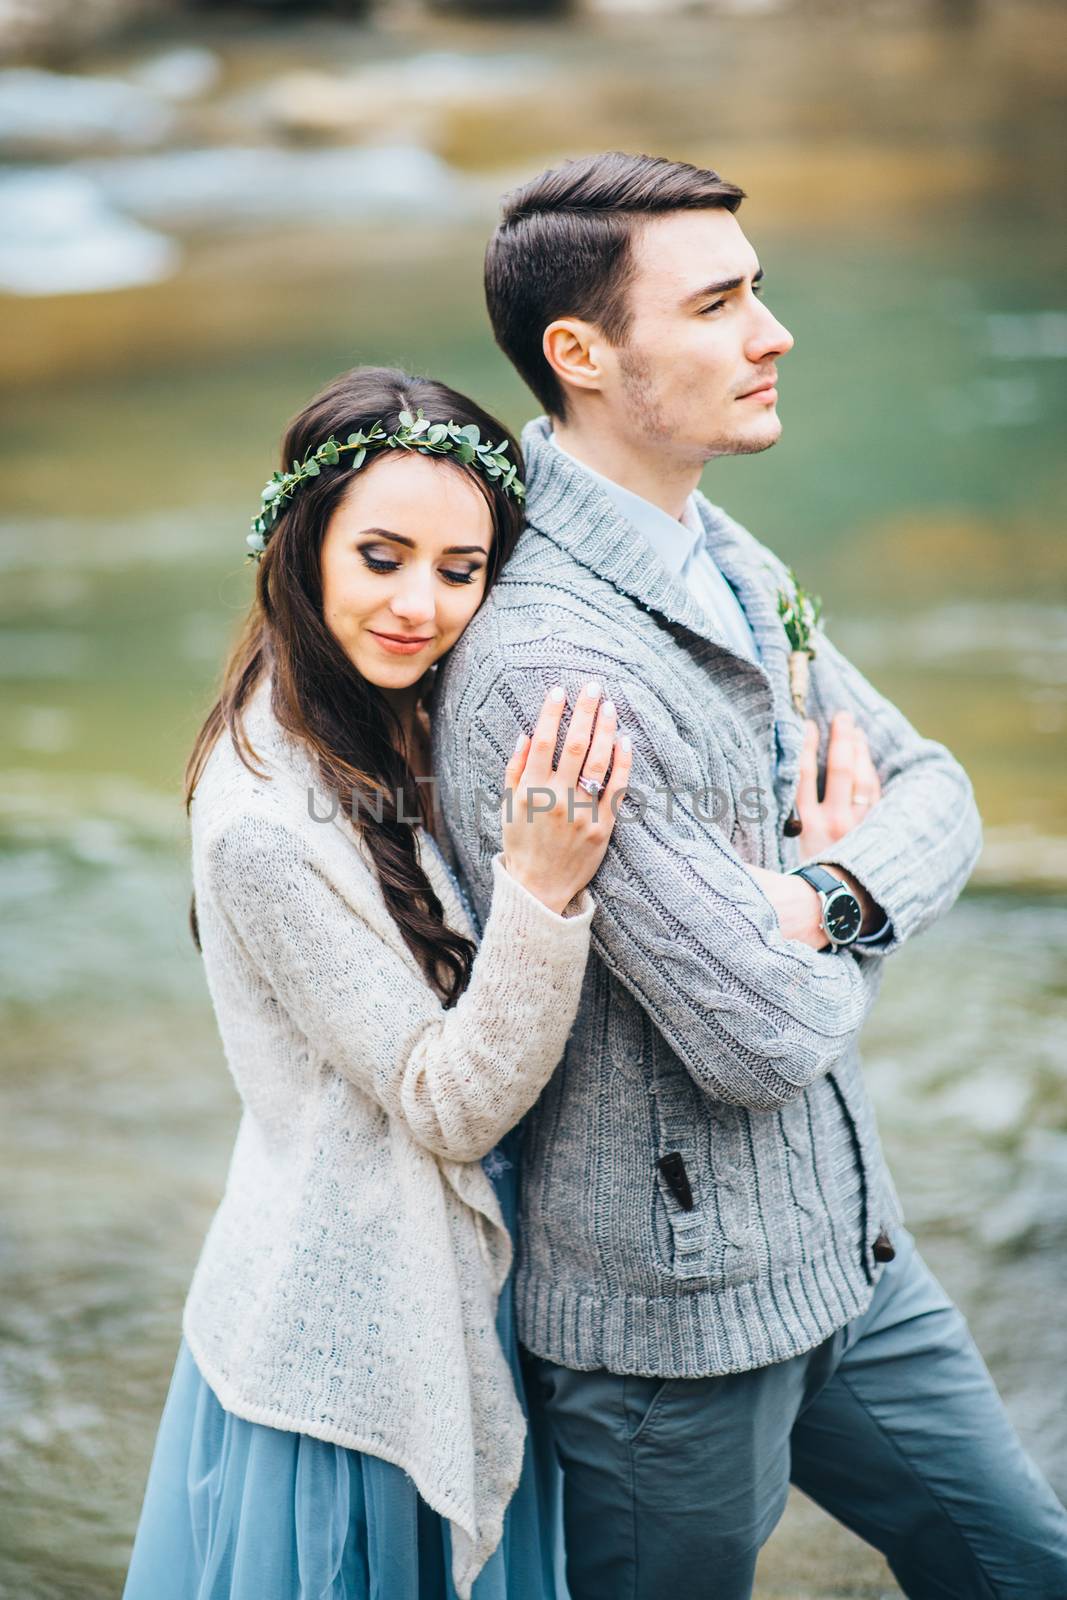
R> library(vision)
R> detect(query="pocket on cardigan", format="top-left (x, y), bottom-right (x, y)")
top-left (652, 1157), bottom-right (714, 1284)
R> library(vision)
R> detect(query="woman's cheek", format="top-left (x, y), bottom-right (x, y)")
top-left (432, 589), bottom-right (475, 657)
top-left (454, 581), bottom-right (485, 622)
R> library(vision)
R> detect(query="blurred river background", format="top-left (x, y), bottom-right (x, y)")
top-left (1, 1), bottom-right (1065, 1595)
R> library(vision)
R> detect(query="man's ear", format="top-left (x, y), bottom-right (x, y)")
top-left (542, 318), bottom-right (607, 400)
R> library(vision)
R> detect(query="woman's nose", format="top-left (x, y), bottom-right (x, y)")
top-left (389, 569), bottom-right (437, 626)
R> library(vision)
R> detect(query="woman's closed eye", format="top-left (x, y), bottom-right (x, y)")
top-left (358, 548), bottom-right (482, 585)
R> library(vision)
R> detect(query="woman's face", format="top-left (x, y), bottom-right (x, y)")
top-left (320, 452), bottom-right (493, 692)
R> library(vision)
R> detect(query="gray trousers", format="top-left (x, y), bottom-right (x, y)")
top-left (521, 1229), bottom-right (1067, 1599)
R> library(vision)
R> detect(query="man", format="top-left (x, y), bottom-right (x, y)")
top-left (432, 152), bottom-right (1067, 1596)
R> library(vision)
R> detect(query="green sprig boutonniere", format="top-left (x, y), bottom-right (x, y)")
top-left (770, 565), bottom-right (824, 716)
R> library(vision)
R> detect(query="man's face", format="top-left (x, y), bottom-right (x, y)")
top-left (600, 208), bottom-right (795, 465)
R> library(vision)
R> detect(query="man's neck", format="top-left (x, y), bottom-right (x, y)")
top-left (550, 418), bottom-right (701, 523)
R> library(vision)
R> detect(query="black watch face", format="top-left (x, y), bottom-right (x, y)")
top-left (825, 891), bottom-right (863, 944)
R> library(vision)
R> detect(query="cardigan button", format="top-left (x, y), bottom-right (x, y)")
top-left (873, 1228), bottom-right (896, 1263)
top-left (783, 805), bottom-right (803, 837)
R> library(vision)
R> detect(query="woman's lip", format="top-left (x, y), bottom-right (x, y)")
top-left (368, 630), bottom-right (434, 654)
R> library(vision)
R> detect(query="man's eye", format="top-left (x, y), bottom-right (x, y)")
top-left (700, 299), bottom-right (726, 316)
top-left (360, 552), bottom-right (400, 574)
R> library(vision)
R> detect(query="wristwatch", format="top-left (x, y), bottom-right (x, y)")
top-left (790, 864), bottom-right (864, 950)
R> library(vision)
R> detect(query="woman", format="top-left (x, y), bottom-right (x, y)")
top-left (123, 366), bottom-right (632, 1600)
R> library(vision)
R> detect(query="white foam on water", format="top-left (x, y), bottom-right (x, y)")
top-left (127, 48), bottom-right (222, 103)
top-left (2, 138), bottom-right (471, 296)
top-left (72, 141), bottom-right (472, 230)
top-left (0, 66), bottom-right (176, 152)
top-left (0, 169), bottom-right (179, 296)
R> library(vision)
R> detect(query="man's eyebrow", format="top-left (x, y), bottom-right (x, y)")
top-left (684, 266), bottom-right (764, 305)
top-left (356, 527), bottom-right (488, 556)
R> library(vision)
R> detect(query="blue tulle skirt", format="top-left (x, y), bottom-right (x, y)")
top-left (123, 1127), bottom-right (565, 1599)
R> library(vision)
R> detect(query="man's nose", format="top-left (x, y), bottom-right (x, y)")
top-left (748, 302), bottom-right (795, 360)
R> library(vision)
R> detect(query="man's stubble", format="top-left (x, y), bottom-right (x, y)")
top-left (618, 344), bottom-right (780, 464)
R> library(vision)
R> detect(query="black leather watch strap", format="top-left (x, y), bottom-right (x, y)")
top-left (792, 863), bottom-right (847, 897)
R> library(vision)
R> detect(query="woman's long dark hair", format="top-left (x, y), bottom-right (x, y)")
top-left (184, 366), bottom-right (524, 1007)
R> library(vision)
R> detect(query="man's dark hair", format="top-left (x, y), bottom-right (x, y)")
top-left (484, 151), bottom-right (746, 419)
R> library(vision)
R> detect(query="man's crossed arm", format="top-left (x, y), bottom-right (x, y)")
top-left (799, 629), bottom-right (982, 962)
top-left (439, 631), bottom-right (982, 1111)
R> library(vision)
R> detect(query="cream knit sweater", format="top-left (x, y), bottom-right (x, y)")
top-left (183, 673), bottom-right (594, 1598)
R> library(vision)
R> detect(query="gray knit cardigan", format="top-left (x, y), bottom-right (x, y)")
top-left (432, 417), bottom-right (983, 1378)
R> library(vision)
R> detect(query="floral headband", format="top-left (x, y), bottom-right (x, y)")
top-left (246, 408), bottom-right (525, 560)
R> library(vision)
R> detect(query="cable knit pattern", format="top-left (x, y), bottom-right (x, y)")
top-left (432, 416), bottom-right (984, 1379)
top-left (182, 673), bottom-right (594, 1599)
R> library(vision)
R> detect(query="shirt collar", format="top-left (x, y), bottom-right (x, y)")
top-left (548, 432), bottom-right (703, 579)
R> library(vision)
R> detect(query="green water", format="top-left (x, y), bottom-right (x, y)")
top-left (1, 4), bottom-right (1065, 1594)
top-left (5, 220), bottom-right (1064, 854)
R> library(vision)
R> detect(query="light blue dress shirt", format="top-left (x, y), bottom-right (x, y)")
top-left (548, 436), bottom-right (760, 665)
top-left (548, 434), bottom-right (892, 946)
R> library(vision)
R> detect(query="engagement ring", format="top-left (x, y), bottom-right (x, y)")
top-left (852, 794), bottom-right (870, 806)
top-left (577, 776), bottom-right (603, 797)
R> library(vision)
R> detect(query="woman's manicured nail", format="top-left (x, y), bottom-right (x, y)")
top-left (549, 684), bottom-right (566, 703)
top-left (584, 679), bottom-right (601, 699)
top-left (601, 699), bottom-right (615, 719)
top-left (619, 734), bottom-right (631, 752)
top-left (514, 732), bottom-right (527, 755)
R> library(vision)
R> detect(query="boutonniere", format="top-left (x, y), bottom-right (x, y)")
top-left (769, 565), bottom-right (824, 716)
top-left (764, 565), bottom-right (825, 838)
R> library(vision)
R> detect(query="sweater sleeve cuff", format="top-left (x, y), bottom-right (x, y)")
top-left (490, 852), bottom-right (595, 933)
top-left (817, 847), bottom-right (903, 959)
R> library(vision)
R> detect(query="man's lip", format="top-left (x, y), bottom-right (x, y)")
top-left (738, 377), bottom-right (778, 398)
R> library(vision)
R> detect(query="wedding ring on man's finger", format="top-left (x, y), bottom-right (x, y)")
top-left (577, 775), bottom-right (603, 798)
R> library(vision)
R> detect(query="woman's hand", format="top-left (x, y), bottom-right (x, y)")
top-left (793, 710), bottom-right (882, 858)
top-left (747, 711), bottom-right (883, 949)
top-left (501, 680), bottom-right (632, 914)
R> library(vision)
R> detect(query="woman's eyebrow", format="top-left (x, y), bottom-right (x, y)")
top-left (683, 265), bottom-right (764, 305)
top-left (356, 527), bottom-right (488, 556)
